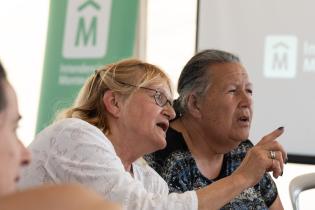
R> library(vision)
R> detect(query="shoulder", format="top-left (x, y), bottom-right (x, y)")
top-left (145, 127), bottom-right (188, 168)
top-left (30, 118), bottom-right (115, 155)
top-left (37, 118), bottom-right (108, 141)
top-left (46, 118), bottom-right (105, 138)
top-left (152, 149), bottom-right (195, 183)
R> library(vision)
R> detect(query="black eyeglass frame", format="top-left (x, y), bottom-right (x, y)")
top-left (116, 81), bottom-right (173, 107)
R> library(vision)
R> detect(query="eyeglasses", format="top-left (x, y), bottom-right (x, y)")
top-left (117, 81), bottom-right (173, 107)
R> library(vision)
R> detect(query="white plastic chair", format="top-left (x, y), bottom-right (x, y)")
top-left (289, 173), bottom-right (315, 210)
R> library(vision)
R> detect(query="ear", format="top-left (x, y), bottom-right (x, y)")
top-left (102, 90), bottom-right (121, 118)
top-left (186, 94), bottom-right (202, 118)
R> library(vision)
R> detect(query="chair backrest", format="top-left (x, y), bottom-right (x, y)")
top-left (289, 173), bottom-right (315, 210)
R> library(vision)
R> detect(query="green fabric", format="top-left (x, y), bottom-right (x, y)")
top-left (36, 0), bottom-right (139, 132)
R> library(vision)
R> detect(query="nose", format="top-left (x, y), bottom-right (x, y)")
top-left (239, 90), bottom-right (252, 108)
top-left (162, 103), bottom-right (176, 120)
top-left (18, 140), bottom-right (31, 166)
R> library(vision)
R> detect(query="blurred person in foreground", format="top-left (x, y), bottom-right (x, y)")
top-left (145, 49), bottom-right (286, 210)
top-left (0, 61), bottom-right (120, 210)
top-left (20, 58), bottom-right (286, 210)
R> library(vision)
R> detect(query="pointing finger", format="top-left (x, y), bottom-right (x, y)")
top-left (257, 127), bottom-right (284, 145)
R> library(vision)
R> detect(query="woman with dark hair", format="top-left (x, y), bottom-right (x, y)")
top-left (145, 49), bottom-right (286, 210)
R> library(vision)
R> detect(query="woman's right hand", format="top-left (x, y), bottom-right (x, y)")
top-left (232, 127), bottom-right (287, 188)
top-left (196, 128), bottom-right (286, 210)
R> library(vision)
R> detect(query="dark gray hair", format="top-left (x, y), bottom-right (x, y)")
top-left (174, 49), bottom-right (240, 116)
top-left (0, 62), bottom-right (7, 112)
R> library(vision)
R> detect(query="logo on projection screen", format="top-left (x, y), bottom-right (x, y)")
top-left (263, 35), bottom-right (298, 79)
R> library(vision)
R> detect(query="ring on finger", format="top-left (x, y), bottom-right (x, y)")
top-left (269, 150), bottom-right (276, 160)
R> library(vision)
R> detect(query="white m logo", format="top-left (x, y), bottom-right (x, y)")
top-left (63, 0), bottom-right (112, 59)
top-left (263, 35), bottom-right (298, 79)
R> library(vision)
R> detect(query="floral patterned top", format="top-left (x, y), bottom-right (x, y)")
top-left (145, 126), bottom-right (278, 210)
top-left (19, 118), bottom-right (198, 210)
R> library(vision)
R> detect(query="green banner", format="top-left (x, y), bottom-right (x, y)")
top-left (36, 0), bottom-right (139, 132)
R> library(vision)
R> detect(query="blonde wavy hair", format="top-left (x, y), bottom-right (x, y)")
top-left (58, 58), bottom-right (172, 135)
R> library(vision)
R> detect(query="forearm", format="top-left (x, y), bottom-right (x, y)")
top-left (196, 173), bottom-right (249, 210)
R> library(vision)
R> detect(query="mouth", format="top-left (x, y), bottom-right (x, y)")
top-left (15, 176), bottom-right (20, 183)
top-left (156, 121), bottom-right (169, 132)
top-left (238, 115), bottom-right (250, 126)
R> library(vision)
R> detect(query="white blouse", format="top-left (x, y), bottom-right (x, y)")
top-left (19, 118), bottom-right (198, 210)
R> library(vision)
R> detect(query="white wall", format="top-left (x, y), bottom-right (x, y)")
top-left (0, 0), bottom-right (314, 209)
top-left (146, 0), bottom-right (196, 93)
top-left (0, 0), bottom-right (49, 145)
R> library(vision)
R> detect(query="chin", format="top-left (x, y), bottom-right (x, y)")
top-left (154, 138), bottom-right (167, 151)
top-left (158, 141), bottom-right (167, 150)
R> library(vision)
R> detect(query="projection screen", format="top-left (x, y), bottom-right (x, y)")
top-left (197, 0), bottom-right (315, 164)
